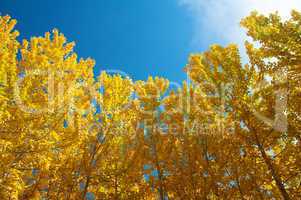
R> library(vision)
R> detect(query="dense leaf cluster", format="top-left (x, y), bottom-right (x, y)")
top-left (0, 11), bottom-right (300, 199)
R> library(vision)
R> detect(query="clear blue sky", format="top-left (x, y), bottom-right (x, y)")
top-left (0, 0), bottom-right (208, 82)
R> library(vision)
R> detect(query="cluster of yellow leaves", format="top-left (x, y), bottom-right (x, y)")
top-left (0, 10), bottom-right (300, 200)
top-left (0, 16), bottom-right (18, 122)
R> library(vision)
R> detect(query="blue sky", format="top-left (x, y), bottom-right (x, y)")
top-left (1, 0), bottom-right (300, 82)
top-left (1, 0), bottom-right (200, 82)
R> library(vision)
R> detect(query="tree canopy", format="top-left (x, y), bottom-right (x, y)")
top-left (0, 10), bottom-right (300, 199)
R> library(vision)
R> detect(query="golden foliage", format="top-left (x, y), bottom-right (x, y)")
top-left (0, 11), bottom-right (300, 199)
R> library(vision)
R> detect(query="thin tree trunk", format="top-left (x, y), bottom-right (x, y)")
top-left (253, 129), bottom-right (291, 200)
